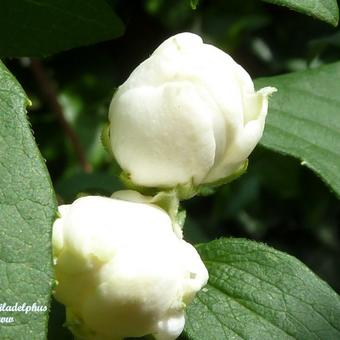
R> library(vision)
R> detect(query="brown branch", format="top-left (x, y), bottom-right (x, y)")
top-left (30, 59), bottom-right (92, 173)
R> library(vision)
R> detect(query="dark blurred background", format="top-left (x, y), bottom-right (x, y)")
top-left (3, 0), bottom-right (340, 337)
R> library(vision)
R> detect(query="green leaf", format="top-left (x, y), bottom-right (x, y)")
top-left (184, 238), bottom-right (340, 339)
top-left (255, 62), bottom-right (340, 198)
top-left (0, 0), bottom-right (124, 57)
top-left (261, 0), bottom-right (339, 26)
top-left (0, 61), bottom-right (57, 337)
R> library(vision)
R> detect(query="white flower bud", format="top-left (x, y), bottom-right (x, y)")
top-left (108, 32), bottom-right (276, 190)
top-left (53, 195), bottom-right (208, 340)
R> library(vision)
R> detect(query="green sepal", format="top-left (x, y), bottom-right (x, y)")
top-left (119, 171), bottom-right (159, 196)
top-left (118, 160), bottom-right (248, 201)
top-left (119, 160), bottom-right (248, 201)
top-left (120, 171), bottom-right (198, 201)
top-left (100, 122), bottom-right (114, 158)
top-left (176, 209), bottom-right (187, 229)
top-left (197, 159), bottom-right (248, 196)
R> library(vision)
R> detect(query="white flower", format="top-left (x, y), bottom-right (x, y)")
top-left (108, 32), bottom-right (276, 190)
top-left (53, 195), bottom-right (208, 340)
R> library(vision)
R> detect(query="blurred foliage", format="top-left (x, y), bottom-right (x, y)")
top-left (2, 0), bottom-right (340, 337)
top-left (0, 0), bottom-right (124, 57)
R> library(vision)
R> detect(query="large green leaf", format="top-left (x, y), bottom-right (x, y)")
top-left (261, 0), bottom-right (339, 26)
top-left (0, 0), bottom-right (124, 57)
top-left (184, 238), bottom-right (340, 339)
top-left (255, 62), bottom-right (340, 198)
top-left (0, 61), bottom-right (57, 337)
